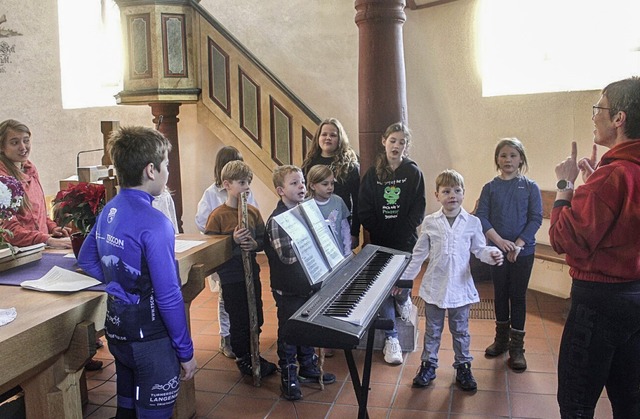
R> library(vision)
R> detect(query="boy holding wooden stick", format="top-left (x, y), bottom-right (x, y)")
top-left (205, 160), bottom-right (277, 380)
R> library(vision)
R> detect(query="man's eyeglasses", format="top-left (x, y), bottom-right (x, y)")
top-left (592, 105), bottom-right (611, 117)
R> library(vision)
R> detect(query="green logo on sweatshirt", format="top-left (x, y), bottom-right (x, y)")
top-left (384, 186), bottom-right (401, 205)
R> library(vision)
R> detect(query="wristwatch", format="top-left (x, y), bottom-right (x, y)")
top-left (556, 179), bottom-right (574, 191)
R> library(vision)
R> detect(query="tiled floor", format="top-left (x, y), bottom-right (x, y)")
top-left (83, 255), bottom-right (615, 419)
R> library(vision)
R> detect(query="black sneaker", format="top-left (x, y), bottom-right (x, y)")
top-left (455, 362), bottom-right (477, 391)
top-left (85, 359), bottom-right (103, 371)
top-left (235, 355), bottom-right (278, 378)
top-left (259, 357), bottom-right (278, 377)
top-left (298, 355), bottom-right (336, 384)
top-left (281, 364), bottom-right (302, 401)
top-left (412, 361), bottom-right (436, 387)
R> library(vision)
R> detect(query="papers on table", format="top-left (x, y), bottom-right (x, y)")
top-left (175, 239), bottom-right (205, 253)
top-left (20, 265), bottom-right (101, 292)
top-left (0, 307), bottom-right (17, 327)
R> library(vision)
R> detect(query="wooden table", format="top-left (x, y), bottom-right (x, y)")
top-left (171, 234), bottom-right (231, 419)
top-left (0, 234), bottom-right (231, 419)
top-left (0, 287), bottom-right (106, 418)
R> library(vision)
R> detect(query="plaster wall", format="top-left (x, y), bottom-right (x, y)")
top-left (1, 1), bottom-right (606, 290)
top-left (201, 0), bottom-right (599, 213)
top-left (0, 0), bottom-right (275, 234)
top-left (196, 0), bottom-right (609, 296)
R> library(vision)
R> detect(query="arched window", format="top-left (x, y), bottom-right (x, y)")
top-left (58, 0), bottom-right (122, 108)
top-left (477, 0), bottom-right (640, 97)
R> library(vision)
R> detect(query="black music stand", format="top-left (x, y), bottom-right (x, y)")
top-left (343, 317), bottom-right (394, 419)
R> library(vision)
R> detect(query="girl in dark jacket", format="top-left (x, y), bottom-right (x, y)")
top-left (359, 122), bottom-right (426, 364)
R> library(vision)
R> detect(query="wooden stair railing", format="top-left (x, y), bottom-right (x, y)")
top-left (114, 0), bottom-right (322, 193)
top-left (194, 1), bottom-right (321, 180)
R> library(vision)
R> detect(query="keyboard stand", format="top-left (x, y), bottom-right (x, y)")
top-left (344, 317), bottom-right (394, 419)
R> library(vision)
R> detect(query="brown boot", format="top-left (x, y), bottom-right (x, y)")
top-left (508, 329), bottom-right (527, 372)
top-left (485, 320), bottom-right (510, 357)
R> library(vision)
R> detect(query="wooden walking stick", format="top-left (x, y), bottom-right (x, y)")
top-left (239, 191), bottom-right (261, 386)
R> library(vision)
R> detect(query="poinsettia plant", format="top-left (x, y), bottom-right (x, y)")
top-left (53, 182), bottom-right (106, 236)
top-left (0, 175), bottom-right (25, 250)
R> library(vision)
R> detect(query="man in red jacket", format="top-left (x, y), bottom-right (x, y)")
top-left (551, 77), bottom-right (640, 419)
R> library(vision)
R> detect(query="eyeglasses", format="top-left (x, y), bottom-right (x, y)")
top-left (592, 105), bottom-right (611, 117)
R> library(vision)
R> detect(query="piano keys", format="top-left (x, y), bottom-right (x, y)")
top-left (283, 244), bottom-right (411, 350)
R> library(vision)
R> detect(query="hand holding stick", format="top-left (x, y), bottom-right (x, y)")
top-left (238, 192), bottom-right (261, 386)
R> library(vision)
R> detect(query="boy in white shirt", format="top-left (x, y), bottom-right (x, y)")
top-left (400, 169), bottom-right (503, 391)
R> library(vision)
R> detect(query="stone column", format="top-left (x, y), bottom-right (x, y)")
top-left (150, 102), bottom-right (184, 233)
top-left (354, 0), bottom-right (408, 175)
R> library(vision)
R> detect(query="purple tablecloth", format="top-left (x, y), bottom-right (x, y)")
top-left (0, 253), bottom-right (106, 292)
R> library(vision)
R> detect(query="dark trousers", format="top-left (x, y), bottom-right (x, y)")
top-left (220, 276), bottom-right (264, 360)
top-left (490, 253), bottom-right (534, 330)
top-left (557, 280), bottom-right (640, 419)
top-left (272, 291), bottom-right (316, 369)
top-left (109, 337), bottom-right (180, 419)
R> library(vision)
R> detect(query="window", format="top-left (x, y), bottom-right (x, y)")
top-left (58, 0), bottom-right (122, 108)
top-left (478, 0), bottom-right (640, 96)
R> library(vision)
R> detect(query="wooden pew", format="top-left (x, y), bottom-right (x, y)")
top-left (534, 190), bottom-right (566, 265)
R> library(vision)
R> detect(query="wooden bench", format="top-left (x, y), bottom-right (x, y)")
top-left (535, 190), bottom-right (566, 265)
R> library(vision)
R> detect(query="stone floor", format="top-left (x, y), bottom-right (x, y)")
top-left (83, 255), bottom-right (614, 418)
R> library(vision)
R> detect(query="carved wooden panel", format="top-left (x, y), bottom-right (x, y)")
top-left (270, 97), bottom-right (292, 165)
top-left (207, 37), bottom-right (230, 115)
top-left (239, 68), bottom-right (261, 145)
top-left (161, 14), bottom-right (188, 78)
top-left (127, 14), bottom-right (152, 79)
top-left (302, 127), bottom-right (313, 161)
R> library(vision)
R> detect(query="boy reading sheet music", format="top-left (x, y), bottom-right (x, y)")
top-left (264, 165), bottom-right (338, 401)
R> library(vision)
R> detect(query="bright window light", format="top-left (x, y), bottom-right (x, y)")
top-left (478, 0), bottom-right (640, 97)
top-left (58, 0), bottom-right (123, 109)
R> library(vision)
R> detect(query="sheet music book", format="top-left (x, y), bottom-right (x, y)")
top-left (0, 243), bottom-right (45, 261)
top-left (273, 199), bottom-right (346, 286)
top-left (20, 265), bottom-right (102, 292)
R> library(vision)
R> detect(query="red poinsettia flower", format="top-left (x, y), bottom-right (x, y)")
top-left (53, 182), bottom-right (106, 235)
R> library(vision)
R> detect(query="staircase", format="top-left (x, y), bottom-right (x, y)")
top-left (114, 0), bottom-right (321, 188)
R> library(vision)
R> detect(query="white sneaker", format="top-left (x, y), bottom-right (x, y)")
top-left (395, 298), bottom-right (413, 322)
top-left (383, 337), bottom-right (403, 364)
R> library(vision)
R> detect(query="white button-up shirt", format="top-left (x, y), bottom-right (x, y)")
top-left (402, 207), bottom-right (500, 309)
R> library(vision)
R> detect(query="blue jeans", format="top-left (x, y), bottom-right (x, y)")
top-left (490, 253), bottom-right (534, 330)
top-left (210, 273), bottom-right (231, 336)
top-left (421, 302), bottom-right (472, 368)
top-left (379, 289), bottom-right (410, 338)
top-left (108, 336), bottom-right (181, 419)
top-left (557, 280), bottom-right (640, 418)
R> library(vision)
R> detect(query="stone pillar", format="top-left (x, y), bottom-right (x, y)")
top-left (354, 0), bottom-right (408, 175)
top-left (150, 102), bottom-right (184, 233)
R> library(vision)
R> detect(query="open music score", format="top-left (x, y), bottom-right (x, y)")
top-left (273, 198), bottom-right (346, 285)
